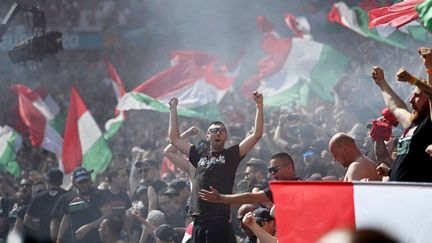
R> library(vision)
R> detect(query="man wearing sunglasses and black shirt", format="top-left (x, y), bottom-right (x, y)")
top-left (199, 153), bottom-right (300, 204)
top-left (168, 91), bottom-right (264, 243)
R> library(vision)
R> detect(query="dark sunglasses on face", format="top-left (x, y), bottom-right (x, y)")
top-left (267, 164), bottom-right (288, 174)
top-left (77, 178), bottom-right (91, 185)
top-left (207, 127), bottom-right (226, 134)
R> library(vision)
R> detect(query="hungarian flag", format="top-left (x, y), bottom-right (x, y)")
top-left (103, 60), bottom-right (126, 140)
top-left (368, 0), bottom-right (423, 28)
top-left (117, 50), bottom-right (236, 121)
top-left (271, 181), bottom-right (432, 243)
top-left (10, 84), bottom-right (63, 159)
top-left (328, 2), bottom-right (415, 48)
top-left (0, 126), bottom-right (22, 177)
top-left (61, 87), bottom-right (112, 174)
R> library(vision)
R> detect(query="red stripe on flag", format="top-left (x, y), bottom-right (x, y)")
top-left (271, 181), bottom-right (355, 243)
top-left (368, 0), bottom-right (422, 28)
top-left (62, 87), bottom-right (87, 173)
top-left (10, 84), bottom-right (46, 146)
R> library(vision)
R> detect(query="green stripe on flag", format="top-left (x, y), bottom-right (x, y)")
top-left (0, 130), bottom-right (20, 177)
top-left (417, 0), bottom-right (432, 32)
top-left (310, 45), bottom-right (348, 102)
top-left (82, 136), bottom-right (112, 175)
top-left (354, 7), bottom-right (410, 49)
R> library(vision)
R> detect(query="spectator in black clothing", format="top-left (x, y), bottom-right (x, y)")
top-left (104, 168), bottom-right (132, 238)
top-left (243, 158), bottom-right (269, 193)
top-left (154, 224), bottom-right (183, 243)
top-left (9, 179), bottom-right (32, 233)
top-left (56, 167), bottom-right (111, 243)
top-left (371, 59), bottom-right (432, 182)
top-left (24, 168), bottom-right (66, 242)
top-left (168, 91), bottom-right (264, 243)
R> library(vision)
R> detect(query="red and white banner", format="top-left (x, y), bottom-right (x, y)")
top-left (271, 181), bottom-right (432, 243)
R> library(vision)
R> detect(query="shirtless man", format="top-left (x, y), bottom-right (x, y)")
top-left (329, 132), bottom-right (382, 181)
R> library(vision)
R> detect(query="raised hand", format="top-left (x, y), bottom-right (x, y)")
top-left (371, 66), bottom-right (386, 87)
top-left (395, 68), bottom-right (418, 84)
top-left (242, 212), bottom-right (256, 228)
top-left (252, 91), bottom-right (263, 105)
top-left (168, 97), bottom-right (178, 110)
top-left (418, 47), bottom-right (432, 70)
top-left (198, 186), bottom-right (221, 203)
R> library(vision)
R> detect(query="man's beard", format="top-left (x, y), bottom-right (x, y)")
top-left (247, 178), bottom-right (257, 188)
top-left (410, 106), bottom-right (430, 124)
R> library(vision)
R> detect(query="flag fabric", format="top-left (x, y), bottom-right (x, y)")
top-left (243, 30), bottom-right (347, 107)
top-left (417, 0), bottom-right (432, 31)
top-left (117, 51), bottom-right (236, 121)
top-left (284, 13), bottom-right (312, 39)
top-left (103, 60), bottom-right (126, 140)
top-left (0, 126), bottom-right (22, 176)
top-left (61, 87), bottom-right (112, 174)
top-left (368, 0), bottom-right (423, 28)
top-left (271, 181), bottom-right (432, 243)
top-left (181, 222), bottom-right (194, 243)
top-left (328, 2), bottom-right (412, 48)
top-left (10, 84), bottom-right (63, 158)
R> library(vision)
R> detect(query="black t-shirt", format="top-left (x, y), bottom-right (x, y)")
top-left (102, 190), bottom-right (132, 216)
top-left (251, 180), bottom-right (269, 191)
top-left (390, 117), bottom-right (432, 182)
top-left (189, 144), bottom-right (243, 219)
top-left (61, 188), bottom-right (108, 243)
top-left (26, 189), bottom-right (67, 241)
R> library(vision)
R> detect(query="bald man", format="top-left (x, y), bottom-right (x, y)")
top-left (329, 133), bottom-right (382, 181)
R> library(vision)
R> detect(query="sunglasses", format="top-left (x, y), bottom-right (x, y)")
top-left (77, 178), bottom-right (91, 185)
top-left (207, 127), bottom-right (226, 134)
top-left (20, 183), bottom-right (32, 188)
top-left (267, 164), bottom-right (289, 174)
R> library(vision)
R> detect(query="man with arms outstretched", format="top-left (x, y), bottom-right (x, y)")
top-left (168, 91), bottom-right (264, 243)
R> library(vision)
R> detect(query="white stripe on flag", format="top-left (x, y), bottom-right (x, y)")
top-left (78, 111), bottom-right (102, 154)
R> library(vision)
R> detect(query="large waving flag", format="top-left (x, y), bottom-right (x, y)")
top-left (328, 2), bottom-right (413, 48)
top-left (0, 126), bottom-right (22, 176)
top-left (117, 51), bottom-right (236, 121)
top-left (103, 60), bottom-right (126, 140)
top-left (368, 0), bottom-right (424, 28)
top-left (61, 87), bottom-right (112, 174)
top-left (10, 84), bottom-right (63, 159)
top-left (272, 181), bottom-right (432, 243)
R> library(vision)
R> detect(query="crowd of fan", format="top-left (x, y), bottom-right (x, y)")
top-left (1, 1), bottom-right (430, 242)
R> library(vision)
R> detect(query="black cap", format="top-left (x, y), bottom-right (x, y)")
top-left (135, 158), bottom-right (159, 169)
top-left (154, 224), bottom-right (175, 241)
top-left (45, 168), bottom-right (63, 185)
top-left (253, 207), bottom-right (273, 223)
top-left (72, 167), bottom-right (93, 183)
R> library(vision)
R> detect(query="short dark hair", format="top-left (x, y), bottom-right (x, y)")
top-left (208, 121), bottom-right (226, 129)
top-left (246, 158), bottom-right (267, 176)
top-left (271, 152), bottom-right (294, 166)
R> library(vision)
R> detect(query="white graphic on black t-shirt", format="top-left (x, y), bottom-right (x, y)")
top-left (197, 154), bottom-right (226, 169)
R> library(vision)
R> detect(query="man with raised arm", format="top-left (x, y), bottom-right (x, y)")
top-left (168, 91), bottom-right (264, 243)
top-left (371, 48), bottom-right (432, 182)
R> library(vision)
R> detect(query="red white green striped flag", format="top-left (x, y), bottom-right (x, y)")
top-left (328, 2), bottom-right (414, 48)
top-left (61, 87), bottom-right (112, 174)
top-left (117, 51), bottom-right (236, 121)
top-left (10, 84), bottom-right (63, 159)
top-left (272, 181), bottom-right (432, 243)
